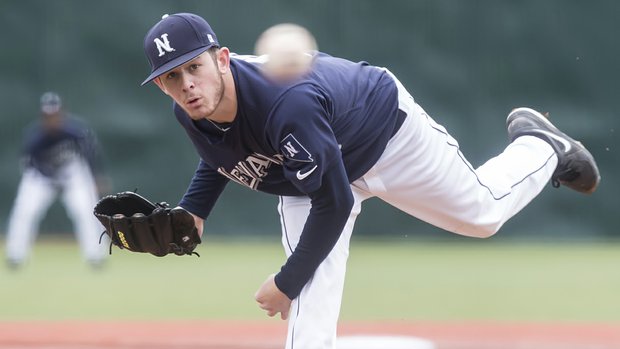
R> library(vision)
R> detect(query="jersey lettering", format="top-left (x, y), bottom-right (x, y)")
top-left (246, 156), bottom-right (270, 177)
top-left (218, 153), bottom-right (282, 190)
top-left (154, 34), bottom-right (175, 57)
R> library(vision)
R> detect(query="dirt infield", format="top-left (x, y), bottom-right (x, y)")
top-left (0, 321), bottom-right (619, 349)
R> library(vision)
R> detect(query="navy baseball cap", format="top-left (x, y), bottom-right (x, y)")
top-left (141, 13), bottom-right (219, 86)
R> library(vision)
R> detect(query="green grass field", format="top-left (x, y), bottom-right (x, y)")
top-left (1, 237), bottom-right (619, 322)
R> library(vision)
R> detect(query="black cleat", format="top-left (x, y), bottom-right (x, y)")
top-left (506, 107), bottom-right (600, 194)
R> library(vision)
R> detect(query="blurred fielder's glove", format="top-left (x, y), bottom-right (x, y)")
top-left (93, 191), bottom-right (201, 257)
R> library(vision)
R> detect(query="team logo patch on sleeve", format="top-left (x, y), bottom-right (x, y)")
top-left (280, 134), bottom-right (314, 162)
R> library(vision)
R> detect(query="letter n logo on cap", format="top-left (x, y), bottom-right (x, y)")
top-left (154, 33), bottom-right (175, 57)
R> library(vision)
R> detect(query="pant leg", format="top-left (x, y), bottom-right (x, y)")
top-left (278, 186), bottom-right (369, 349)
top-left (60, 159), bottom-right (107, 263)
top-left (5, 169), bottom-right (57, 263)
top-left (368, 74), bottom-right (557, 237)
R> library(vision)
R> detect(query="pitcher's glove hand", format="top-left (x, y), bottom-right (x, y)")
top-left (93, 191), bottom-right (201, 257)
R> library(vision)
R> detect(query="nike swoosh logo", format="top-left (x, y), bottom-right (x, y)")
top-left (535, 130), bottom-right (572, 152)
top-left (296, 165), bottom-right (318, 180)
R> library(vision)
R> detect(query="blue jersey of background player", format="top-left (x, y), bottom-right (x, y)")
top-left (175, 51), bottom-right (404, 299)
top-left (22, 105), bottom-right (101, 180)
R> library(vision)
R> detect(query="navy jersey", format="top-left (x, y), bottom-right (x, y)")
top-left (22, 115), bottom-right (100, 178)
top-left (177, 52), bottom-right (403, 298)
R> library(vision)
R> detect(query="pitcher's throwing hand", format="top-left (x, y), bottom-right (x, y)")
top-left (255, 274), bottom-right (292, 320)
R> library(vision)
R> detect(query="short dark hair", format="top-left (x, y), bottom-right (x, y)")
top-left (206, 46), bottom-right (219, 63)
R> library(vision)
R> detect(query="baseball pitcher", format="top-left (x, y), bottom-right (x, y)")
top-left (97, 13), bottom-right (600, 349)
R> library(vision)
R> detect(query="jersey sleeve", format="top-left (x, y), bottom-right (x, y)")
top-left (178, 159), bottom-right (229, 219)
top-left (274, 159), bottom-right (354, 299)
top-left (267, 85), bottom-right (355, 299)
top-left (267, 85), bottom-right (340, 194)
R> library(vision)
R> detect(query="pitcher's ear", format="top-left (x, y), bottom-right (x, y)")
top-left (216, 47), bottom-right (231, 74)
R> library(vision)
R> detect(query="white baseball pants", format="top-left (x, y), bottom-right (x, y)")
top-left (5, 159), bottom-right (107, 265)
top-left (277, 73), bottom-right (558, 349)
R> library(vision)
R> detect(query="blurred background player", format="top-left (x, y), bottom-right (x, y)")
top-left (4, 92), bottom-right (109, 270)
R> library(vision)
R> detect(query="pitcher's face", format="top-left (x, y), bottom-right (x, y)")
top-left (155, 51), bottom-right (226, 120)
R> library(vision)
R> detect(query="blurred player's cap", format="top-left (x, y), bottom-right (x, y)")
top-left (141, 13), bottom-right (220, 86)
top-left (40, 91), bottom-right (62, 114)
